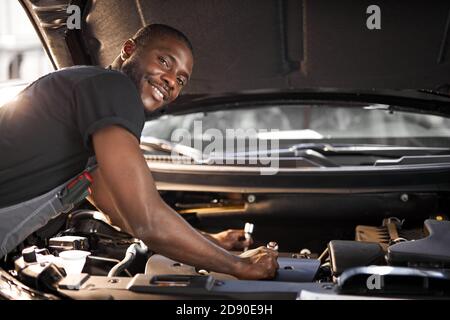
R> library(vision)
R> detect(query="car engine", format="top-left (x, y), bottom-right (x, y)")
top-left (2, 206), bottom-right (450, 300)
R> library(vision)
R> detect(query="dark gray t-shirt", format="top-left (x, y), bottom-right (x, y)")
top-left (0, 66), bottom-right (145, 207)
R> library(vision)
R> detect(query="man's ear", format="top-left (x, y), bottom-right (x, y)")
top-left (121, 39), bottom-right (137, 61)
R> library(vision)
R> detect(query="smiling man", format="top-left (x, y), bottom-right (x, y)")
top-left (0, 24), bottom-right (278, 279)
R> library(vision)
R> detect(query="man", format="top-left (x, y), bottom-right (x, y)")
top-left (0, 24), bottom-right (278, 279)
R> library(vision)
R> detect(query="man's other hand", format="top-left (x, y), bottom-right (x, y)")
top-left (211, 229), bottom-right (254, 251)
top-left (235, 246), bottom-right (279, 280)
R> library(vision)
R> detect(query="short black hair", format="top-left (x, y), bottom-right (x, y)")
top-left (131, 24), bottom-right (193, 54)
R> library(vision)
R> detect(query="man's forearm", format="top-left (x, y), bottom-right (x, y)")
top-left (134, 200), bottom-right (242, 275)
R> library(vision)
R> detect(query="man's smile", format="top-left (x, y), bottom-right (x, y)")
top-left (149, 82), bottom-right (169, 101)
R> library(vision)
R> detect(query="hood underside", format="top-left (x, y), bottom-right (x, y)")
top-left (20, 0), bottom-right (450, 95)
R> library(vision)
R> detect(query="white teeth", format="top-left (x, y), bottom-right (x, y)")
top-left (152, 85), bottom-right (164, 100)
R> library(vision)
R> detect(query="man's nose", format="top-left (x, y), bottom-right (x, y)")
top-left (161, 72), bottom-right (177, 92)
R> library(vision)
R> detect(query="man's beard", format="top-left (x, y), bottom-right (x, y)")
top-left (120, 57), bottom-right (145, 91)
top-left (120, 57), bottom-right (161, 117)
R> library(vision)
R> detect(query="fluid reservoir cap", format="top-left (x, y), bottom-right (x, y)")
top-left (22, 246), bottom-right (37, 263)
top-left (244, 222), bottom-right (254, 234)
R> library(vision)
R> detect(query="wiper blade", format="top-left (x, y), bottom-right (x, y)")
top-left (375, 155), bottom-right (450, 166)
top-left (289, 143), bottom-right (450, 157)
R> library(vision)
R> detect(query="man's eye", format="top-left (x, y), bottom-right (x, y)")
top-left (159, 57), bottom-right (169, 68)
top-left (177, 78), bottom-right (186, 86)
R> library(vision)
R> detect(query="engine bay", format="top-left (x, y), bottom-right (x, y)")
top-left (2, 191), bottom-right (450, 300)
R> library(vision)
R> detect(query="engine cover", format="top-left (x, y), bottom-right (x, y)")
top-left (388, 219), bottom-right (450, 268)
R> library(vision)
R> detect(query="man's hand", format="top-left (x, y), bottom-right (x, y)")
top-left (234, 247), bottom-right (279, 280)
top-left (210, 229), bottom-right (253, 251)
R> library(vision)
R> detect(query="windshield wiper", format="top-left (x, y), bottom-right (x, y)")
top-left (289, 143), bottom-right (450, 158)
top-left (141, 138), bottom-right (450, 168)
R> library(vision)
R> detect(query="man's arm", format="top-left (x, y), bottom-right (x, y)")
top-left (90, 125), bottom-right (277, 279)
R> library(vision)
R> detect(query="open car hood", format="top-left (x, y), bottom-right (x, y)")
top-left (19, 0), bottom-right (450, 109)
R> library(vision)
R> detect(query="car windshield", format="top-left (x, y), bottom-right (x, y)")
top-left (142, 103), bottom-right (450, 155)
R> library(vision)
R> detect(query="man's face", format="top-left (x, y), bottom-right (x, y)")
top-left (121, 37), bottom-right (193, 113)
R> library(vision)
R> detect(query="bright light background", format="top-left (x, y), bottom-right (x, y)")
top-left (0, 0), bottom-right (53, 84)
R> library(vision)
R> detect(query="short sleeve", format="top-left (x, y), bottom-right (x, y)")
top-left (73, 71), bottom-right (145, 151)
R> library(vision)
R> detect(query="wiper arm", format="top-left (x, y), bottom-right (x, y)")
top-left (140, 136), bottom-right (205, 163)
